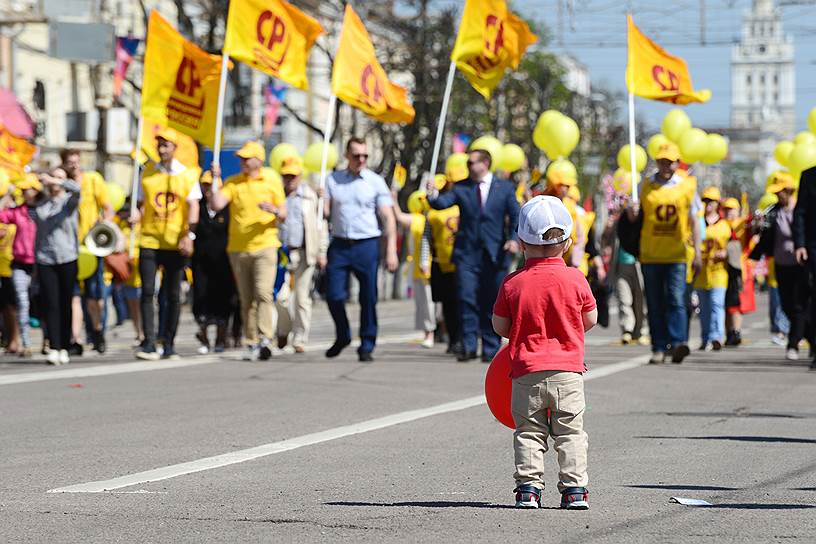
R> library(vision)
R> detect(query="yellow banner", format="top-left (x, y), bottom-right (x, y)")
top-left (451, 0), bottom-right (537, 100)
top-left (332, 5), bottom-right (415, 124)
top-left (141, 11), bottom-right (226, 148)
top-left (224, 0), bottom-right (323, 90)
top-left (0, 123), bottom-right (36, 176)
top-left (626, 16), bottom-right (711, 105)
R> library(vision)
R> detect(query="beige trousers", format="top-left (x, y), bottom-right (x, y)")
top-left (511, 370), bottom-right (588, 492)
top-left (228, 246), bottom-right (278, 345)
top-left (275, 248), bottom-right (316, 347)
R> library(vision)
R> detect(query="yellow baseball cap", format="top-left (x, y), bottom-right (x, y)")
top-left (236, 141), bottom-right (266, 162)
top-left (722, 197), bottom-right (740, 210)
top-left (280, 156), bottom-right (304, 176)
top-left (766, 171), bottom-right (794, 193)
top-left (155, 127), bottom-right (180, 145)
top-left (701, 186), bottom-right (722, 202)
top-left (546, 169), bottom-right (577, 187)
top-left (199, 170), bottom-right (213, 184)
top-left (655, 142), bottom-right (681, 162)
top-left (446, 164), bottom-right (468, 183)
top-left (15, 173), bottom-right (43, 192)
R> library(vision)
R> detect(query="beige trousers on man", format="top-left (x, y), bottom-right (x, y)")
top-left (511, 370), bottom-right (588, 492)
top-left (228, 246), bottom-right (278, 346)
top-left (275, 248), bottom-right (316, 348)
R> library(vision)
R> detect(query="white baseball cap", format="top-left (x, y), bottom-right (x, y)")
top-left (517, 195), bottom-right (573, 246)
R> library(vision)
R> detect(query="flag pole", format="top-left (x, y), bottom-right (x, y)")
top-left (316, 93), bottom-right (338, 234)
top-left (128, 113), bottom-right (144, 257)
top-left (212, 53), bottom-right (230, 174)
top-left (628, 91), bottom-right (638, 203)
top-left (426, 60), bottom-right (456, 185)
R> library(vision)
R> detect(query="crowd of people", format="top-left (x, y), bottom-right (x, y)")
top-left (0, 130), bottom-right (814, 369)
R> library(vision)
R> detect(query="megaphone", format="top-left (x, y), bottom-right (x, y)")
top-left (85, 220), bottom-right (125, 257)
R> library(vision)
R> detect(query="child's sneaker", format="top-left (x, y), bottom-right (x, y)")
top-left (514, 485), bottom-right (541, 509)
top-left (560, 487), bottom-right (589, 510)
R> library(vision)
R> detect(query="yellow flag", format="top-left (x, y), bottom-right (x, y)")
top-left (392, 163), bottom-right (407, 189)
top-left (626, 16), bottom-right (711, 105)
top-left (224, 0), bottom-right (323, 90)
top-left (141, 11), bottom-right (226, 148)
top-left (332, 5), bottom-right (415, 124)
top-left (451, 0), bottom-right (538, 100)
top-left (0, 123), bottom-right (36, 176)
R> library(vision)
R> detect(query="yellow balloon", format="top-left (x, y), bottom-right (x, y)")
top-left (303, 143), bottom-right (338, 173)
top-left (788, 143), bottom-right (816, 173)
top-left (532, 123), bottom-right (554, 158)
top-left (794, 131), bottom-right (816, 147)
top-left (77, 247), bottom-right (97, 281)
top-left (469, 135), bottom-right (504, 171)
top-left (612, 168), bottom-right (640, 193)
top-left (647, 134), bottom-right (670, 160)
top-left (407, 190), bottom-right (428, 214)
top-left (445, 153), bottom-right (467, 172)
top-left (808, 108), bottom-right (816, 135)
top-left (547, 158), bottom-right (577, 181)
top-left (702, 134), bottom-right (728, 164)
top-left (269, 143), bottom-right (299, 172)
top-left (661, 109), bottom-right (692, 143)
top-left (617, 144), bottom-right (648, 172)
top-left (774, 141), bottom-right (794, 167)
top-left (498, 144), bottom-right (526, 173)
top-left (543, 114), bottom-right (580, 158)
top-left (106, 182), bottom-right (126, 212)
top-left (678, 128), bottom-right (708, 164)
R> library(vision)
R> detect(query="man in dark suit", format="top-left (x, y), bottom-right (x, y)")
top-left (793, 165), bottom-right (816, 370)
top-left (428, 149), bottom-right (520, 361)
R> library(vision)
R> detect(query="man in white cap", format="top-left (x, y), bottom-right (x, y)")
top-left (492, 195), bottom-right (597, 510)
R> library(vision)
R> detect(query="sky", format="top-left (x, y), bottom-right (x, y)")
top-left (441, 0), bottom-right (816, 133)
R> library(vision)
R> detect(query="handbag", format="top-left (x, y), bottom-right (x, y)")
top-left (104, 252), bottom-right (131, 282)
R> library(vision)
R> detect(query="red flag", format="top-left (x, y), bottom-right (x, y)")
top-left (113, 36), bottom-right (140, 98)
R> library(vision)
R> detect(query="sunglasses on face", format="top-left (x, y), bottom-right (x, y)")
top-left (467, 160), bottom-right (481, 167)
top-left (351, 153), bottom-right (369, 160)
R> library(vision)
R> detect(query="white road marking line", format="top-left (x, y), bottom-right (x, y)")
top-left (47, 356), bottom-right (647, 493)
top-left (0, 333), bottom-right (422, 387)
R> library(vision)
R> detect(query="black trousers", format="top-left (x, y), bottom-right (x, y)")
top-left (38, 260), bottom-right (77, 351)
top-left (775, 263), bottom-right (813, 350)
top-left (192, 252), bottom-right (235, 324)
top-left (139, 248), bottom-right (186, 348)
top-left (431, 263), bottom-right (461, 347)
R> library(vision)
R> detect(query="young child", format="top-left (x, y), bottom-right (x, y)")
top-left (492, 195), bottom-right (598, 510)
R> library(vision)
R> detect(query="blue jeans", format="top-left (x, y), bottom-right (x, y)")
top-left (769, 287), bottom-right (790, 335)
top-left (696, 287), bottom-right (726, 344)
top-left (326, 237), bottom-right (379, 354)
top-left (642, 263), bottom-right (688, 353)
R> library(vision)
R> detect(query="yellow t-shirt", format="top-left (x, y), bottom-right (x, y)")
top-left (427, 206), bottom-right (459, 273)
top-left (77, 171), bottom-right (110, 243)
top-left (0, 223), bottom-right (16, 278)
top-left (640, 177), bottom-right (696, 264)
top-left (694, 218), bottom-right (731, 290)
top-left (114, 216), bottom-right (142, 288)
top-left (139, 164), bottom-right (201, 251)
top-left (221, 170), bottom-right (286, 253)
top-left (576, 208), bottom-right (596, 277)
top-left (410, 213), bottom-right (429, 281)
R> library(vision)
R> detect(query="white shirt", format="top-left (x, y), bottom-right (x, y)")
top-left (476, 172), bottom-right (493, 208)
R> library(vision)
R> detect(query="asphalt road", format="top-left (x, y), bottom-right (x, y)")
top-left (1, 293), bottom-right (815, 543)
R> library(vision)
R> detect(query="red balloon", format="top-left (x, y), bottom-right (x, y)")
top-left (484, 345), bottom-right (515, 429)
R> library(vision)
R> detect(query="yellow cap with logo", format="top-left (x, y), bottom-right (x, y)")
top-left (701, 186), bottom-right (722, 202)
top-left (280, 156), bottom-right (304, 176)
top-left (236, 141), bottom-right (266, 162)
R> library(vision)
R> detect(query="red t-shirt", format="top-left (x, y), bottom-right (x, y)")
top-left (493, 257), bottom-right (596, 378)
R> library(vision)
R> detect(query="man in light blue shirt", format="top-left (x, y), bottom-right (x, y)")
top-left (323, 137), bottom-right (398, 361)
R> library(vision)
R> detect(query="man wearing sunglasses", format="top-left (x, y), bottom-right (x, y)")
top-left (323, 137), bottom-right (398, 362)
top-left (428, 148), bottom-right (520, 362)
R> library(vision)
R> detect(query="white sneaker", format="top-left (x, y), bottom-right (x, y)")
top-left (196, 345), bottom-right (210, 355)
top-left (771, 334), bottom-right (787, 347)
top-left (241, 345), bottom-right (260, 361)
top-left (46, 349), bottom-right (61, 365)
top-left (786, 349), bottom-right (799, 361)
top-left (59, 350), bottom-right (69, 365)
top-left (421, 337), bottom-right (434, 349)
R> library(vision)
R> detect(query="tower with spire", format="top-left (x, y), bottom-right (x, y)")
top-left (731, 0), bottom-right (795, 139)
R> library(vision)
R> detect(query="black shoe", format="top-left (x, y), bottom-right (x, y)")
top-left (358, 351), bottom-right (373, 362)
top-left (711, 340), bottom-right (723, 351)
top-left (560, 487), bottom-right (589, 510)
top-left (160, 347), bottom-right (180, 360)
top-left (809, 359), bottom-right (816, 371)
top-left (67, 342), bottom-right (83, 356)
top-left (671, 344), bottom-right (690, 364)
top-left (258, 344), bottom-right (272, 361)
top-left (325, 339), bottom-right (351, 358)
top-left (93, 331), bottom-right (106, 354)
top-left (481, 352), bottom-right (497, 363)
top-left (457, 351), bottom-right (478, 362)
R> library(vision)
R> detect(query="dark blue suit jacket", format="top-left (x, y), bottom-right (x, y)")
top-left (429, 176), bottom-right (520, 266)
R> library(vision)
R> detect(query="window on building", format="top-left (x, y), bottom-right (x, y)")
top-left (760, 74), bottom-right (765, 85)
top-left (773, 74), bottom-right (779, 85)
top-left (774, 92), bottom-right (779, 103)
top-left (758, 44), bottom-right (766, 54)
top-left (746, 74), bottom-right (752, 85)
